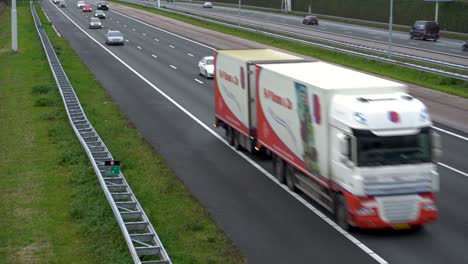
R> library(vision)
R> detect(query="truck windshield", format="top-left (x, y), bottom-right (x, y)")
top-left (355, 128), bottom-right (431, 167)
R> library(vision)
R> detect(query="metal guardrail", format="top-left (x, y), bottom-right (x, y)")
top-left (31, 2), bottom-right (172, 263)
top-left (121, 0), bottom-right (468, 81)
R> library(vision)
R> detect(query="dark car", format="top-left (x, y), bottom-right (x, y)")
top-left (97, 1), bottom-right (109, 10)
top-left (302, 15), bottom-right (319, 25)
top-left (463, 41), bottom-right (468, 52)
top-left (410, 21), bottom-right (440, 41)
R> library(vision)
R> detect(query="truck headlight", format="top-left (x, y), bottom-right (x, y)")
top-left (356, 207), bottom-right (376, 216)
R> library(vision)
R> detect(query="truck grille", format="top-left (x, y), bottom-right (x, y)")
top-left (364, 179), bottom-right (432, 196)
top-left (376, 195), bottom-right (420, 223)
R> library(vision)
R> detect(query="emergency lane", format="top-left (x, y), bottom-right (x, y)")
top-left (41, 1), bottom-right (468, 264)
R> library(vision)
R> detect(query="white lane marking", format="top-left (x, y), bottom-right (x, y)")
top-left (125, 39), bottom-right (129, 42)
top-left (110, 17), bottom-right (112, 20)
top-left (137, 46), bottom-right (142, 50)
top-left (154, 38), bottom-right (159, 42)
top-left (409, 42), bottom-right (419, 45)
top-left (116, 20), bottom-right (120, 23)
top-left (142, 33), bottom-right (147, 36)
top-left (151, 54), bottom-right (157, 58)
top-left (195, 79), bottom-right (203, 84)
top-left (439, 163), bottom-right (468, 177)
top-left (132, 28), bottom-right (136, 31)
top-left (432, 126), bottom-right (468, 141)
top-left (51, 24), bottom-right (62, 37)
top-left (124, 24), bottom-right (127, 27)
top-left (170, 65), bottom-right (177, 69)
top-left (169, 45), bottom-right (175, 49)
top-left (110, 9), bottom-right (214, 50)
top-left (187, 53), bottom-right (194, 57)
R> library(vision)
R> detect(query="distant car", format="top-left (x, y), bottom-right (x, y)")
top-left (198, 56), bottom-right (214, 78)
top-left (202, 2), bottom-right (213, 8)
top-left (52, 0), bottom-right (60, 4)
top-left (95, 10), bottom-right (106, 19)
top-left (302, 15), bottom-right (318, 25)
top-left (59, 0), bottom-right (66, 7)
top-left (89, 17), bottom-right (103, 29)
top-left (462, 40), bottom-right (468, 51)
top-left (77, 1), bottom-right (85, 8)
top-left (82, 5), bottom-right (92, 12)
top-left (410, 21), bottom-right (440, 41)
top-left (105, 30), bottom-right (125, 45)
top-left (97, 1), bottom-right (109, 10)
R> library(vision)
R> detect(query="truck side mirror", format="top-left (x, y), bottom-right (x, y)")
top-left (431, 132), bottom-right (442, 161)
top-left (338, 133), bottom-right (349, 157)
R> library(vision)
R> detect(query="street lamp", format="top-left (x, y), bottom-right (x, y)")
top-left (238, 0), bottom-right (241, 26)
top-left (388, 0), bottom-right (393, 58)
top-left (12, 0), bottom-right (18, 51)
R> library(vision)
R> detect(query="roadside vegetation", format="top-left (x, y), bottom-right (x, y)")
top-left (113, 0), bottom-right (468, 98)
top-left (0, 4), bottom-right (244, 263)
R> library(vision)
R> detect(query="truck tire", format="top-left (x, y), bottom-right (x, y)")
top-left (233, 131), bottom-right (242, 151)
top-left (226, 127), bottom-right (234, 146)
top-left (285, 165), bottom-right (297, 192)
top-left (272, 155), bottom-right (286, 183)
top-left (335, 195), bottom-right (353, 231)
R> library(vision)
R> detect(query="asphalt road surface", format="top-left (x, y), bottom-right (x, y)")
top-left (41, 1), bottom-right (468, 263)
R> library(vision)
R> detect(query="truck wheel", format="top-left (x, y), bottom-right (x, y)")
top-left (226, 127), bottom-right (234, 146)
top-left (233, 131), bottom-right (242, 151)
top-left (272, 155), bottom-right (285, 183)
top-left (335, 195), bottom-right (353, 231)
top-left (285, 165), bottom-right (297, 192)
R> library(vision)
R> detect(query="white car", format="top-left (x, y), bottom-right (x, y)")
top-left (77, 1), bottom-right (85, 8)
top-left (198, 56), bottom-right (214, 78)
top-left (105, 30), bottom-right (125, 45)
top-left (202, 2), bottom-right (213, 8)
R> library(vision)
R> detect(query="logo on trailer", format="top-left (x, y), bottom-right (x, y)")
top-left (240, 67), bottom-right (245, 89)
top-left (388, 111), bottom-right (400, 123)
top-left (313, 94), bottom-right (321, 125)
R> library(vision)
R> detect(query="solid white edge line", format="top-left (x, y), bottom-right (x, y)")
top-left (170, 65), bottom-right (177, 69)
top-left (51, 24), bottom-right (62, 37)
top-left (438, 162), bottom-right (468, 177)
top-left (432, 126), bottom-right (468, 141)
top-left (110, 9), bottom-right (215, 50)
top-left (194, 79), bottom-right (203, 84)
top-left (151, 54), bottom-right (157, 58)
top-left (50, 4), bottom-right (389, 263)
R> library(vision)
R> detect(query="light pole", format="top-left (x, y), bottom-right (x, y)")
top-left (238, 0), bottom-right (241, 26)
top-left (157, 0), bottom-right (160, 8)
top-left (388, 0), bottom-right (393, 59)
top-left (12, 0), bottom-right (18, 52)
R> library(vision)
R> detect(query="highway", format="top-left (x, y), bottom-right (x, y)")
top-left (41, 1), bottom-right (468, 263)
top-left (159, 0), bottom-right (468, 66)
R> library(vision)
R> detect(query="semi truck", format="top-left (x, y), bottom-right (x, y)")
top-left (214, 49), bottom-right (441, 230)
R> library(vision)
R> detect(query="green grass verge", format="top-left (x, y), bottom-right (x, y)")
top-left (0, 4), bottom-right (244, 264)
top-left (113, 0), bottom-right (468, 98)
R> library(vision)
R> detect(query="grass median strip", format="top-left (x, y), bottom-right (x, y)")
top-left (112, 0), bottom-right (468, 98)
top-left (0, 4), bottom-right (244, 263)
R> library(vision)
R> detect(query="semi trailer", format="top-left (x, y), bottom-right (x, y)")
top-left (214, 49), bottom-right (441, 230)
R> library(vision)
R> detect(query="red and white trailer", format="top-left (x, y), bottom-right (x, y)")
top-left (214, 49), bottom-right (441, 230)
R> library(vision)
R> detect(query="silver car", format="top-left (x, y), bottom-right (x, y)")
top-left (105, 30), bottom-right (124, 45)
top-left (59, 0), bottom-right (66, 7)
top-left (198, 56), bottom-right (214, 78)
top-left (89, 17), bottom-right (102, 29)
top-left (95, 10), bottom-right (106, 19)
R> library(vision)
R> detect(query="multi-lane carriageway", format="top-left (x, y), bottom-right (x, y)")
top-left (41, 1), bottom-right (468, 263)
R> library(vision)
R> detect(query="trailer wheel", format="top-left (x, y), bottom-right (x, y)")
top-left (272, 155), bottom-right (285, 184)
top-left (336, 195), bottom-right (353, 231)
top-left (285, 165), bottom-right (297, 192)
top-left (233, 131), bottom-right (242, 151)
top-left (226, 127), bottom-right (234, 146)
